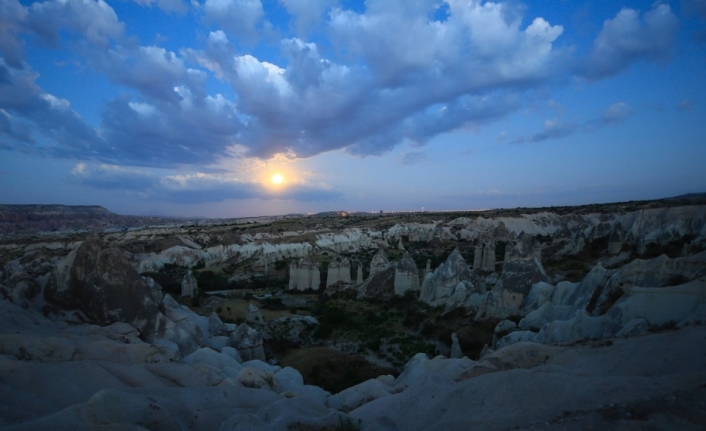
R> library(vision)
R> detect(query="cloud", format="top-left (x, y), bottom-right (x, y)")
top-left (580, 4), bottom-right (679, 80)
top-left (528, 119), bottom-right (576, 143)
top-left (203, 0), bottom-right (265, 42)
top-left (70, 163), bottom-right (160, 191)
top-left (0, 0), bottom-right (687, 175)
top-left (187, 0), bottom-right (562, 159)
top-left (590, 102), bottom-right (635, 127)
top-left (280, 0), bottom-right (337, 35)
top-left (0, 0), bottom-right (28, 69)
top-left (27, 0), bottom-right (124, 48)
top-left (133, 0), bottom-right (190, 14)
top-left (0, 61), bottom-right (103, 155)
top-left (71, 163), bottom-right (340, 203)
top-left (98, 92), bottom-right (243, 167)
top-left (520, 102), bottom-right (635, 142)
top-left (399, 150), bottom-right (430, 165)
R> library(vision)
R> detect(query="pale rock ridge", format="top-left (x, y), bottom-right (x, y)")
top-left (394, 252), bottom-right (420, 295)
top-left (326, 257), bottom-right (352, 287)
top-left (356, 264), bottom-right (363, 285)
top-left (288, 257), bottom-right (321, 291)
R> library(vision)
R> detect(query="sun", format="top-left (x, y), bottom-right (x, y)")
top-left (271, 173), bottom-right (284, 185)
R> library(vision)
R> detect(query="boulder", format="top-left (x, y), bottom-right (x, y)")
top-left (236, 366), bottom-right (277, 391)
top-left (327, 378), bottom-right (396, 412)
top-left (44, 237), bottom-right (166, 338)
top-left (208, 312), bottom-right (229, 337)
top-left (230, 324), bottom-right (266, 362)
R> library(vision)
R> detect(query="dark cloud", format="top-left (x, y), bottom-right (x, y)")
top-left (580, 5), bottom-right (679, 80)
top-left (27, 0), bottom-right (124, 48)
top-left (0, 0), bottom-right (27, 69)
top-left (0, 62), bottom-right (103, 155)
top-left (99, 94), bottom-right (243, 167)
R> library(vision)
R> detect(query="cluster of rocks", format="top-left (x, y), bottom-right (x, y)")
top-left (287, 257), bottom-right (321, 291)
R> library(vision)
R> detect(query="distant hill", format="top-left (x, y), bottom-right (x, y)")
top-left (666, 193), bottom-right (706, 200)
top-left (0, 205), bottom-right (116, 222)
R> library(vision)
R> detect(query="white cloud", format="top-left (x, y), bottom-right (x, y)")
top-left (582, 4), bottom-right (678, 79)
top-left (280, 0), bottom-right (337, 34)
top-left (203, 0), bottom-right (265, 42)
top-left (133, 0), bottom-right (189, 14)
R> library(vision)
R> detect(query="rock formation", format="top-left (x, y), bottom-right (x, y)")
top-left (479, 234), bottom-right (549, 318)
top-left (356, 264), bottom-right (363, 285)
top-left (482, 241), bottom-right (496, 271)
top-left (473, 242), bottom-right (483, 270)
top-left (181, 270), bottom-right (198, 297)
top-left (44, 237), bottom-right (167, 338)
top-left (326, 257), bottom-right (352, 287)
top-left (288, 257), bottom-right (321, 291)
top-left (393, 252), bottom-right (420, 295)
top-left (608, 224), bottom-right (625, 255)
top-left (419, 248), bottom-right (484, 308)
top-left (246, 303), bottom-right (264, 327)
top-left (230, 323), bottom-right (266, 362)
top-left (369, 248), bottom-right (391, 277)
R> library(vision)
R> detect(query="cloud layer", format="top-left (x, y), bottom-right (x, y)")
top-left (0, 0), bottom-right (685, 203)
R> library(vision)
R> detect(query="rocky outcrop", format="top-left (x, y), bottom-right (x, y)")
top-left (230, 323), bottom-right (266, 362)
top-left (181, 270), bottom-right (197, 297)
top-left (246, 303), bottom-right (265, 327)
top-left (326, 257), bottom-right (352, 287)
top-left (419, 249), bottom-right (484, 308)
top-left (478, 234), bottom-right (549, 318)
top-left (357, 267), bottom-right (396, 300)
top-left (44, 237), bottom-right (167, 338)
top-left (394, 252), bottom-right (420, 295)
top-left (288, 256), bottom-right (321, 291)
top-left (369, 248), bottom-right (391, 277)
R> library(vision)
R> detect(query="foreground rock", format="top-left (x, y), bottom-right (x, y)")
top-left (351, 325), bottom-right (706, 431)
top-left (44, 237), bottom-right (168, 338)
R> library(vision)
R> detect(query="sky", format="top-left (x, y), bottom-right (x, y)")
top-left (0, 0), bottom-right (705, 218)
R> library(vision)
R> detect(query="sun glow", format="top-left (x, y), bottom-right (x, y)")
top-left (271, 173), bottom-right (284, 185)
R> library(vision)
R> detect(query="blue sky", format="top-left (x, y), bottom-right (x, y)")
top-left (0, 0), bottom-right (705, 217)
